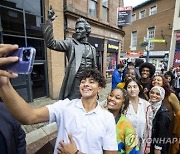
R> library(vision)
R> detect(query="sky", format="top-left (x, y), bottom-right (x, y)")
top-left (124, 0), bottom-right (147, 7)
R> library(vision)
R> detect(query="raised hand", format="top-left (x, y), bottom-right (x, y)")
top-left (48, 5), bottom-right (57, 21)
top-left (0, 44), bottom-right (19, 87)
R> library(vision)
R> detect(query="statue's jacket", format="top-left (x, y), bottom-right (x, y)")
top-left (41, 21), bottom-right (97, 99)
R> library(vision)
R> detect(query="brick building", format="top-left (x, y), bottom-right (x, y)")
top-left (169, 0), bottom-right (180, 68)
top-left (123, 0), bottom-right (175, 71)
top-left (0, 0), bottom-right (125, 101)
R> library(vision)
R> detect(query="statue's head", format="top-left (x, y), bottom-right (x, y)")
top-left (74, 18), bottom-right (91, 41)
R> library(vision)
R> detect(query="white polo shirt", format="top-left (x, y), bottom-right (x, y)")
top-left (47, 98), bottom-right (117, 154)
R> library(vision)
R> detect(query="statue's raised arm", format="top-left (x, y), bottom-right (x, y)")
top-left (47, 5), bottom-right (57, 21)
top-left (41, 9), bottom-right (97, 100)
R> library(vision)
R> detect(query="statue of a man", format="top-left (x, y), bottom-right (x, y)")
top-left (41, 6), bottom-right (97, 100)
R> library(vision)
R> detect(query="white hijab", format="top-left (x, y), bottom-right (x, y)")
top-left (150, 86), bottom-right (165, 116)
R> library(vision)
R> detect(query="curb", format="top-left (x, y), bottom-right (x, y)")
top-left (26, 123), bottom-right (57, 153)
top-left (26, 122), bottom-right (57, 145)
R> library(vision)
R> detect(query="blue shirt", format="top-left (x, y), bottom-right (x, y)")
top-left (112, 69), bottom-right (123, 89)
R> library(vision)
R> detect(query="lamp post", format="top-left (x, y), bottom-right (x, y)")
top-left (145, 39), bottom-right (150, 62)
top-left (142, 37), bottom-right (150, 62)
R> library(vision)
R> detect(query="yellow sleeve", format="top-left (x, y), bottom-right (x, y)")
top-left (117, 82), bottom-right (125, 88)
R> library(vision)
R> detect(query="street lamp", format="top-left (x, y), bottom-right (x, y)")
top-left (140, 37), bottom-right (150, 62)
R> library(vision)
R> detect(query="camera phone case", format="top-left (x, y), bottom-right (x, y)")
top-left (2, 47), bottom-right (36, 74)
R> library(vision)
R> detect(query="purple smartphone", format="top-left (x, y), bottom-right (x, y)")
top-left (1, 47), bottom-right (36, 74)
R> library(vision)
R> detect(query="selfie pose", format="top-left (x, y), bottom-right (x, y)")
top-left (0, 47), bottom-right (117, 154)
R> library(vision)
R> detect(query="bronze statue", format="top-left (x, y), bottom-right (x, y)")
top-left (41, 6), bottom-right (97, 100)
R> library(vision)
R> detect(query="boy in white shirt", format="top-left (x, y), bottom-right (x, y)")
top-left (0, 44), bottom-right (117, 154)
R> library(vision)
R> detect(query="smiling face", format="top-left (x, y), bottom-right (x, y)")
top-left (149, 88), bottom-right (161, 103)
top-left (152, 76), bottom-right (163, 87)
top-left (107, 89), bottom-right (124, 113)
top-left (125, 69), bottom-right (136, 81)
top-left (80, 77), bottom-right (101, 99)
top-left (141, 67), bottom-right (150, 79)
top-left (126, 81), bottom-right (140, 98)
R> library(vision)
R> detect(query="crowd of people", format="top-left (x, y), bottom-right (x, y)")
top-left (111, 60), bottom-right (180, 153)
top-left (0, 43), bottom-right (180, 154)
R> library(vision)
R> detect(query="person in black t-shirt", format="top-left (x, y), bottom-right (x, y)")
top-left (139, 62), bottom-right (156, 100)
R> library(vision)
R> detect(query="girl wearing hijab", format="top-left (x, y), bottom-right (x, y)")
top-left (145, 74), bottom-right (180, 153)
top-left (149, 86), bottom-right (170, 154)
top-left (107, 88), bottom-right (140, 153)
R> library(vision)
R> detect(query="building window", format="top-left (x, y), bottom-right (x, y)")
top-left (0, 0), bottom-right (48, 101)
top-left (131, 31), bottom-right (137, 50)
top-left (102, 0), bottom-right (109, 22)
top-left (148, 27), bottom-right (155, 49)
top-left (139, 10), bottom-right (146, 19)
top-left (132, 13), bottom-right (136, 22)
top-left (88, 0), bottom-right (97, 17)
top-left (150, 5), bottom-right (157, 15)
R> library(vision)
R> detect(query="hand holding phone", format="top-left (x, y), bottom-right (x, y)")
top-left (0, 47), bottom-right (36, 74)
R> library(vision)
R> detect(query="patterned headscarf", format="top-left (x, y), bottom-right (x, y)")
top-left (150, 86), bottom-right (165, 117)
top-left (150, 86), bottom-right (165, 101)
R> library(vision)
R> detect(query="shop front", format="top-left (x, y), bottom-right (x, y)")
top-left (0, 0), bottom-right (48, 102)
top-left (88, 36), bottom-right (104, 72)
top-left (106, 40), bottom-right (119, 78)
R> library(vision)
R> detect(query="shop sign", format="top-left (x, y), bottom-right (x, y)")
top-left (173, 50), bottom-right (180, 67)
top-left (117, 6), bottom-right (132, 26)
top-left (107, 40), bottom-right (119, 53)
top-left (150, 39), bottom-right (165, 43)
top-left (176, 32), bottom-right (180, 40)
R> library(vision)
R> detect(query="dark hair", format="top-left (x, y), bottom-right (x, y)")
top-left (116, 64), bottom-right (124, 69)
top-left (148, 74), bottom-right (174, 97)
top-left (79, 69), bottom-right (106, 88)
top-left (125, 68), bottom-right (139, 80)
top-left (109, 88), bottom-right (129, 115)
top-left (124, 78), bottom-right (144, 98)
top-left (76, 18), bottom-right (91, 36)
top-left (135, 58), bottom-right (144, 67)
top-left (139, 62), bottom-right (156, 78)
top-left (164, 71), bottom-right (175, 80)
top-left (127, 62), bottom-right (135, 66)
